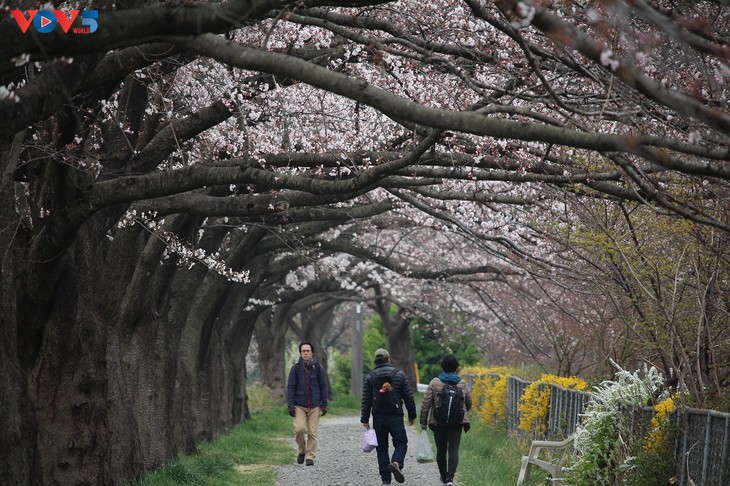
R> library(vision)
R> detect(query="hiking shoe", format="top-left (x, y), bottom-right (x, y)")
top-left (297, 453), bottom-right (305, 464)
top-left (305, 459), bottom-right (314, 466)
top-left (388, 462), bottom-right (405, 483)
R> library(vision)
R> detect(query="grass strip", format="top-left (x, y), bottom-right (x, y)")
top-left (134, 392), bottom-right (362, 486)
top-left (133, 407), bottom-right (293, 486)
top-left (457, 427), bottom-right (548, 486)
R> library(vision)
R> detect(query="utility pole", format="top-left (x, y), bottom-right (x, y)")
top-left (350, 303), bottom-right (364, 396)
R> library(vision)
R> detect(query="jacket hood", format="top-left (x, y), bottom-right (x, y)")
top-left (439, 371), bottom-right (461, 383)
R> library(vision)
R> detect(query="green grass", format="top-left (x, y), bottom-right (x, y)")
top-left (132, 407), bottom-right (293, 486)
top-left (457, 427), bottom-right (549, 486)
top-left (327, 393), bottom-right (361, 415)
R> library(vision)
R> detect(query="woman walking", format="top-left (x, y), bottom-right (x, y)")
top-left (419, 355), bottom-right (472, 486)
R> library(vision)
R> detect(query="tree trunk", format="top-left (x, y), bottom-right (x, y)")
top-left (0, 136), bottom-right (39, 484)
top-left (255, 305), bottom-right (290, 404)
top-left (386, 316), bottom-right (417, 389)
top-left (373, 293), bottom-right (417, 389)
top-left (297, 302), bottom-right (336, 400)
top-left (227, 300), bottom-right (260, 423)
top-left (25, 221), bottom-right (121, 485)
top-left (8, 205), bottom-right (270, 483)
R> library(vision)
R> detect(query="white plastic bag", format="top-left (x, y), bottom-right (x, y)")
top-left (363, 428), bottom-right (378, 453)
top-left (416, 429), bottom-right (434, 462)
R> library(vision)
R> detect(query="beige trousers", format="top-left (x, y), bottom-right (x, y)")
top-left (293, 406), bottom-right (321, 460)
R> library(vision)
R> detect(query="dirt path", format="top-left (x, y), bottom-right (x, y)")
top-left (276, 415), bottom-right (443, 486)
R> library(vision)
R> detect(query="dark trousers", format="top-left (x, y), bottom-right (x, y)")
top-left (373, 414), bottom-right (408, 482)
top-left (433, 424), bottom-right (463, 482)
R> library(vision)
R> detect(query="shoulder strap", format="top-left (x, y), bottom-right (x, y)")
top-left (371, 368), bottom-right (398, 381)
top-left (316, 361), bottom-right (324, 383)
top-left (295, 361), bottom-right (325, 387)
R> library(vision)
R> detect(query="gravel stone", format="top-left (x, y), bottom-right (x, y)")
top-left (276, 414), bottom-right (443, 486)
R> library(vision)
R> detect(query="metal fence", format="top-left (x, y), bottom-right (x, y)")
top-left (504, 378), bottom-right (591, 439)
top-left (675, 407), bottom-right (730, 486)
top-left (546, 383), bottom-right (592, 438)
top-left (506, 376), bottom-right (531, 435)
top-left (468, 373), bottom-right (730, 485)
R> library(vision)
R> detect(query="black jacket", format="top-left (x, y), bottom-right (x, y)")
top-left (360, 363), bottom-right (417, 423)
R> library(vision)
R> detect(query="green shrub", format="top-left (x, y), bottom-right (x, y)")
top-left (626, 422), bottom-right (677, 486)
top-left (333, 352), bottom-right (352, 397)
top-left (566, 363), bottom-right (665, 486)
top-left (246, 382), bottom-right (279, 413)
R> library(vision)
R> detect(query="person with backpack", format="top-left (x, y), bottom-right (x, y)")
top-left (361, 348), bottom-right (417, 485)
top-left (419, 354), bottom-right (472, 486)
top-left (286, 342), bottom-right (329, 466)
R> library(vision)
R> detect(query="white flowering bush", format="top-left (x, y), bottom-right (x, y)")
top-left (566, 362), bottom-right (665, 485)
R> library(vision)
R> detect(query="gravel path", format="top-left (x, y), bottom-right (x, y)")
top-left (276, 414), bottom-right (443, 486)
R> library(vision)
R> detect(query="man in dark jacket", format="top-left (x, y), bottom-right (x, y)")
top-left (361, 348), bottom-right (417, 485)
top-left (286, 342), bottom-right (329, 466)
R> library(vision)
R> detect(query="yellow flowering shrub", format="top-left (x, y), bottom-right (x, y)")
top-left (518, 374), bottom-right (588, 437)
top-left (479, 373), bottom-right (510, 427)
top-left (461, 365), bottom-right (516, 429)
top-left (644, 395), bottom-right (678, 450)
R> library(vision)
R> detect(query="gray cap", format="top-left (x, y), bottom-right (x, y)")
top-left (374, 348), bottom-right (390, 359)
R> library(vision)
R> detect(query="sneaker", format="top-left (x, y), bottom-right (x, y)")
top-left (305, 459), bottom-right (314, 466)
top-left (297, 453), bottom-right (305, 464)
top-left (388, 462), bottom-right (405, 483)
top-left (383, 483), bottom-right (391, 485)
top-left (446, 482), bottom-right (455, 486)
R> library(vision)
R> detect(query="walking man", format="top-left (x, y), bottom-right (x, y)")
top-left (286, 342), bottom-right (329, 466)
top-left (419, 354), bottom-right (472, 486)
top-left (361, 348), bottom-right (417, 485)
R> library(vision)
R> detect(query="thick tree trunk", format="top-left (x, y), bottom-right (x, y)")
top-left (255, 306), bottom-right (290, 404)
top-left (228, 301), bottom-right (260, 423)
top-left (0, 136), bottom-right (38, 485)
top-left (374, 293), bottom-right (417, 388)
top-left (175, 225), bottom-right (266, 442)
top-left (195, 284), bottom-right (257, 438)
top-left (26, 223), bottom-right (120, 485)
top-left (104, 217), bottom-right (194, 471)
top-left (385, 317), bottom-right (416, 388)
top-left (8, 208), bottom-right (265, 483)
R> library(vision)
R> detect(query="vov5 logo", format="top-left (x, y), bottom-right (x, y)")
top-left (11, 10), bottom-right (98, 34)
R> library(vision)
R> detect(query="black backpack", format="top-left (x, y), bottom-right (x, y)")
top-left (433, 382), bottom-right (465, 424)
top-left (370, 369), bottom-right (401, 415)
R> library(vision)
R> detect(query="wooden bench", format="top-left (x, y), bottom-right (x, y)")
top-left (516, 435), bottom-right (574, 485)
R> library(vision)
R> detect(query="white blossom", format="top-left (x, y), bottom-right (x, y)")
top-left (599, 49), bottom-right (620, 71)
top-left (0, 86), bottom-right (20, 102)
